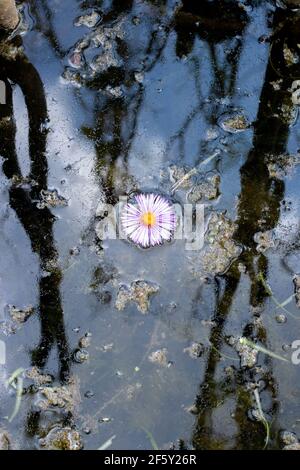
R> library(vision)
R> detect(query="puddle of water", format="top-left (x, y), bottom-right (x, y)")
top-left (1, 0), bottom-right (300, 450)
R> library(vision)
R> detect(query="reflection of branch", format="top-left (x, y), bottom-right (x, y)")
top-left (191, 6), bottom-right (300, 450)
top-left (0, 38), bottom-right (70, 382)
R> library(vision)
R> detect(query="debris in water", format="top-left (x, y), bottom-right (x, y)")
top-left (73, 348), bottom-right (89, 364)
top-left (187, 174), bottom-right (220, 203)
top-left (0, 430), bottom-right (10, 450)
top-left (275, 314), bottom-right (287, 324)
top-left (115, 280), bottom-right (159, 314)
top-left (230, 337), bottom-right (258, 368)
top-left (35, 378), bottom-right (81, 414)
top-left (8, 305), bottom-right (34, 324)
top-left (39, 426), bottom-right (83, 450)
top-left (26, 367), bottom-right (52, 386)
top-left (280, 430), bottom-right (300, 450)
top-left (37, 189), bottom-right (68, 209)
top-left (169, 165), bottom-right (195, 190)
top-left (239, 337), bottom-right (289, 363)
top-left (219, 113), bottom-right (250, 133)
top-left (148, 348), bottom-right (169, 367)
top-left (254, 230), bottom-right (275, 253)
top-left (183, 342), bottom-right (204, 359)
top-left (74, 12), bottom-right (101, 28)
top-left (11, 175), bottom-right (37, 189)
top-left (200, 212), bottom-right (242, 275)
top-left (79, 332), bottom-right (92, 349)
top-left (5, 368), bottom-right (25, 423)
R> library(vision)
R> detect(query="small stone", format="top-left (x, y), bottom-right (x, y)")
top-left (69, 51), bottom-right (85, 69)
top-left (205, 128), bottom-right (219, 141)
top-left (148, 349), bottom-right (169, 367)
top-left (73, 349), bottom-right (89, 364)
top-left (101, 343), bottom-right (114, 352)
top-left (84, 390), bottom-right (94, 398)
top-left (82, 427), bottom-right (91, 435)
top-left (79, 333), bottom-right (92, 349)
top-left (275, 314), bottom-right (287, 324)
top-left (98, 417), bottom-right (112, 424)
top-left (134, 71), bottom-right (144, 84)
top-left (280, 430), bottom-right (298, 446)
top-left (183, 342), bottom-right (204, 359)
top-left (132, 16), bottom-right (140, 25)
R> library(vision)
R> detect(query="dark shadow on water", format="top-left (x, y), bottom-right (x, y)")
top-left (185, 5), bottom-right (300, 449)
top-left (0, 35), bottom-right (70, 383)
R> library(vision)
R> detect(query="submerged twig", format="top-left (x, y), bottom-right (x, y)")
top-left (253, 388), bottom-right (270, 450)
top-left (170, 150), bottom-right (220, 193)
top-left (98, 435), bottom-right (116, 450)
top-left (257, 272), bottom-right (300, 320)
top-left (5, 368), bottom-right (25, 422)
top-left (141, 427), bottom-right (159, 450)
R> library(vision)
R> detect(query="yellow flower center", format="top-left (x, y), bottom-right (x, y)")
top-left (141, 211), bottom-right (156, 227)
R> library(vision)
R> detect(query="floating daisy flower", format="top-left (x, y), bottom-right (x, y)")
top-left (121, 193), bottom-right (176, 248)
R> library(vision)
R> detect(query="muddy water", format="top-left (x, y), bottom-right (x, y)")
top-left (1, 0), bottom-right (300, 450)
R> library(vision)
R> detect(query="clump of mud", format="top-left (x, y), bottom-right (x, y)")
top-left (35, 377), bottom-right (81, 414)
top-left (74, 12), bottom-right (101, 28)
top-left (183, 342), bottom-right (204, 359)
top-left (267, 153), bottom-right (300, 179)
top-left (254, 230), bottom-right (275, 253)
top-left (11, 175), bottom-right (38, 189)
top-left (9, 305), bottom-right (35, 324)
top-left (37, 189), bottom-right (68, 209)
top-left (219, 113), bottom-right (250, 133)
top-left (280, 430), bottom-right (300, 450)
top-left (39, 426), bottom-right (83, 450)
top-left (63, 15), bottom-right (126, 86)
top-left (0, 430), bottom-right (10, 450)
top-left (187, 174), bottom-right (220, 203)
top-left (148, 348), bottom-right (170, 367)
top-left (0, 304), bottom-right (35, 335)
top-left (169, 165), bottom-right (220, 202)
top-left (229, 337), bottom-right (258, 368)
top-left (199, 212), bottom-right (242, 276)
top-left (115, 280), bottom-right (159, 314)
top-left (26, 367), bottom-right (53, 386)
